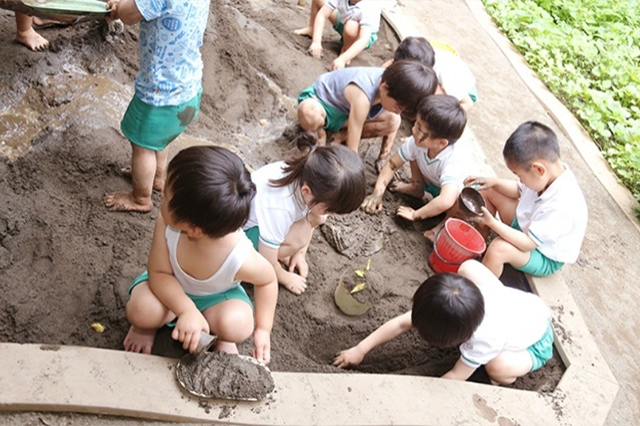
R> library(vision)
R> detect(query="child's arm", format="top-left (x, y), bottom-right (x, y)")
top-left (332, 27), bottom-right (372, 70)
top-left (396, 183), bottom-right (459, 221)
top-left (465, 175), bottom-right (519, 199)
top-left (258, 242), bottom-right (307, 295)
top-left (442, 358), bottom-right (477, 381)
top-left (361, 152), bottom-right (405, 214)
top-left (476, 206), bottom-right (538, 252)
top-left (343, 83), bottom-right (371, 152)
top-left (235, 251), bottom-right (278, 365)
top-left (106, 0), bottom-right (143, 25)
top-left (309, 5), bottom-right (333, 58)
top-left (147, 217), bottom-right (209, 353)
top-left (334, 311), bottom-right (413, 368)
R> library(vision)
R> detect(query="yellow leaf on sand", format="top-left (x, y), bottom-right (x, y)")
top-left (354, 269), bottom-right (366, 278)
top-left (91, 322), bottom-right (105, 333)
top-left (350, 283), bottom-right (367, 294)
top-left (365, 258), bottom-right (371, 271)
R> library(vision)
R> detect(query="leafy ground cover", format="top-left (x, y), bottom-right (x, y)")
top-left (482, 0), bottom-right (640, 216)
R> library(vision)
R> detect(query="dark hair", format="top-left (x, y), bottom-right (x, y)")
top-left (166, 146), bottom-right (256, 238)
top-left (411, 273), bottom-right (484, 348)
top-left (381, 60), bottom-right (437, 119)
top-left (393, 36), bottom-right (435, 68)
top-left (417, 95), bottom-right (467, 144)
top-left (270, 142), bottom-right (366, 214)
top-left (503, 121), bottom-right (560, 167)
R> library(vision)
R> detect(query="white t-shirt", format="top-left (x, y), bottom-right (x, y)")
top-left (460, 279), bottom-right (550, 368)
top-left (243, 162), bottom-right (309, 250)
top-left (433, 49), bottom-right (476, 102)
top-left (326, 0), bottom-right (382, 31)
top-left (398, 136), bottom-right (470, 189)
top-left (516, 165), bottom-right (587, 263)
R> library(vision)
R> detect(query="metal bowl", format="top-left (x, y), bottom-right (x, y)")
top-left (458, 187), bottom-right (486, 216)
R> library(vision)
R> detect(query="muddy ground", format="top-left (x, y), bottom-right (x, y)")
top-left (0, 0), bottom-right (561, 408)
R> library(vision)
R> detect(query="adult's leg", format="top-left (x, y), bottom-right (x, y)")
top-left (294, 0), bottom-right (327, 36)
top-left (482, 237), bottom-right (530, 277)
top-left (123, 282), bottom-right (175, 354)
top-left (202, 299), bottom-right (254, 354)
top-left (15, 13), bottom-right (49, 51)
top-left (485, 349), bottom-right (533, 385)
top-left (104, 143), bottom-right (156, 212)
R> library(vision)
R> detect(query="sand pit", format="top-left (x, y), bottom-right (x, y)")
top-left (0, 0), bottom-right (562, 402)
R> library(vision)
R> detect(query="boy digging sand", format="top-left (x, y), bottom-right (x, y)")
top-left (124, 146), bottom-right (278, 364)
top-left (361, 95), bottom-right (470, 233)
top-left (297, 60), bottom-right (437, 170)
top-left (335, 260), bottom-right (554, 385)
top-left (104, 0), bottom-right (209, 212)
top-left (466, 121), bottom-right (588, 278)
top-left (295, 0), bottom-right (382, 70)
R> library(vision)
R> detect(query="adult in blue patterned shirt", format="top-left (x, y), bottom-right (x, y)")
top-left (104, 0), bottom-right (210, 212)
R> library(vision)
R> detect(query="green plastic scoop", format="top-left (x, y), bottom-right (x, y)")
top-left (21, 0), bottom-right (109, 15)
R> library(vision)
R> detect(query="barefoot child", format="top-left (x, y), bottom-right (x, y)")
top-left (361, 95), bottom-right (469, 234)
top-left (294, 0), bottom-right (382, 70)
top-left (465, 121), bottom-right (588, 278)
top-left (335, 260), bottom-right (554, 385)
top-left (14, 13), bottom-right (49, 51)
top-left (384, 36), bottom-right (477, 112)
top-left (297, 60), bottom-right (437, 169)
top-left (243, 134), bottom-right (366, 295)
top-left (104, 0), bottom-right (209, 212)
top-left (124, 146), bottom-right (278, 364)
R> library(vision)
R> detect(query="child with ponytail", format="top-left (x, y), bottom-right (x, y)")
top-left (244, 132), bottom-right (366, 294)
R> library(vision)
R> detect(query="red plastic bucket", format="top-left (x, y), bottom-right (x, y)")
top-left (428, 218), bottom-right (486, 273)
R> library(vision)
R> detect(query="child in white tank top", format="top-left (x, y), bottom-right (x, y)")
top-left (123, 146), bottom-right (278, 364)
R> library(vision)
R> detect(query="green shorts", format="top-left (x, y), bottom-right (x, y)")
top-left (527, 321), bottom-right (554, 371)
top-left (469, 86), bottom-right (478, 103)
top-left (511, 218), bottom-right (564, 276)
top-left (121, 89), bottom-right (202, 151)
top-left (298, 85), bottom-right (348, 133)
top-left (244, 226), bottom-right (260, 251)
top-left (129, 270), bottom-right (252, 327)
top-left (334, 11), bottom-right (378, 49)
top-left (423, 181), bottom-right (441, 198)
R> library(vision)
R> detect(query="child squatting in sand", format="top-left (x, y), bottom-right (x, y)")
top-left (295, 0), bottom-right (382, 70)
top-left (124, 146), bottom-right (278, 364)
top-left (243, 133), bottom-right (366, 295)
top-left (297, 60), bottom-right (437, 170)
top-left (466, 121), bottom-right (588, 278)
top-left (361, 95), bottom-right (471, 236)
top-left (335, 260), bottom-right (554, 385)
top-left (104, 0), bottom-right (209, 213)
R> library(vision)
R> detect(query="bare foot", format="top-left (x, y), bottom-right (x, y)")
top-left (294, 26), bottom-right (313, 37)
top-left (375, 155), bottom-right (389, 173)
top-left (329, 130), bottom-right (347, 146)
top-left (423, 227), bottom-right (439, 244)
top-left (104, 191), bottom-right (153, 213)
top-left (215, 341), bottom-right (239, 355)
top-left (120, 167), bottom-right (164, 191)
top-left (123, 326), bottom-right (156, 354)
top-left (32, 17), bottom-right (69, 29)
top-left (391, 181), bottom-right (424, 198)
top-left (16, 27), bottom-right (49, 51)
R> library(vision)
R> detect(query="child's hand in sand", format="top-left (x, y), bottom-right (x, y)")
top-left (396, 205), bottom-right (418, 221)
top-left (287, 249), bottom-right (309, 278)
top-left (280, 269), bottom-right (307, 295)
top-left (332, 57), bottom-right (346, 70)
top-left (172, 308), bottom-right (210, 353)
top-left (361, 190), bottom-right (384, 214)
top-left (309, 42), bottom-right (323, 58)
top-left (333, 346), bottom-right (365, 368)
top-left (252, 328), bottom-right (271, 365)
top-left (106, 0), bottom-right (120, 20)
top-left (464, 176), bottom-right (496, 191)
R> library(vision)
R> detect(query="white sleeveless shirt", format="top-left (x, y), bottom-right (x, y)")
top-left (165, 226), bottom-right (252, 296)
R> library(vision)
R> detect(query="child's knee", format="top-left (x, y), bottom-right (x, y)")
top-left (217, 306), bottom-right (254, 341)
top-left (298, 98), bottom-right (324, 131)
